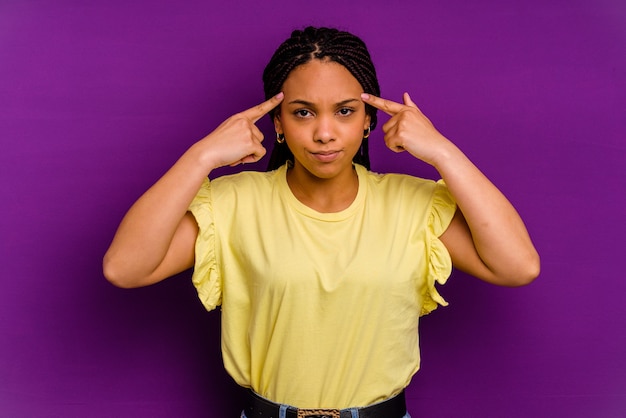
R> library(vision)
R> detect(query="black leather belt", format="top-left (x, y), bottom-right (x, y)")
top-left (244, 389), bottom-right (406, 418)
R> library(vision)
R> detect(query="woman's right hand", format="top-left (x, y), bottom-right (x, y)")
top-left (197, 92), bottom-right (284, 170)
top-left (103, 93), bottom-right (284, 288)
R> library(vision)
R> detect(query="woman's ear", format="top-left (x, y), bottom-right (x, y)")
top-left (274, 113), bottom-right (283, 134)
top-left (364, 113), bottom-right (371, 131)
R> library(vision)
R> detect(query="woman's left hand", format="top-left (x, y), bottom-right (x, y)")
top-left (361, 92), bottom-right (452, 168)
top-left (362, 92), bottom-right (540, 287)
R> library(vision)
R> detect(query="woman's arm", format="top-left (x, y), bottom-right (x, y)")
top-left (103, 93), bottom-right (284, 288)
top-left (433, 150), bottom-right (540, 286)
top-left (362, 92), bottom-right (539, 286)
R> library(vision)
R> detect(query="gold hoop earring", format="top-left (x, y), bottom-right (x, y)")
top-left (276, 133), bottom-right (285, 144)
top-left (363, 127), bottom-right (371, 139)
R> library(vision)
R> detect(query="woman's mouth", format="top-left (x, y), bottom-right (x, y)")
top-left (310, 150), bottom-right (341, 162)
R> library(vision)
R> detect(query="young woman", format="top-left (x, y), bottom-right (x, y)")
top-left (104, 27), bottom-right (539, 418)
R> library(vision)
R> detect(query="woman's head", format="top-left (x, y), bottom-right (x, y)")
top-left (263, 27), bottom-right (380, 170)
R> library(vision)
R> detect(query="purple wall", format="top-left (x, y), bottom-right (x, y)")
top-left (1, 1), bottom-right (624, 416)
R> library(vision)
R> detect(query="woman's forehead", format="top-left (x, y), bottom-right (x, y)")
top-left (282, 60), bottom-right (363, 103)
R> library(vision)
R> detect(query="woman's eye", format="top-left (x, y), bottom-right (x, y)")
top-left (338, 108), bottom-right (354, 116)
top-left (295, 109), bottom-right (312, 118)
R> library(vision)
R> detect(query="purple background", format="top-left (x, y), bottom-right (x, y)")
top-left (1, 1), bottom-right (624, 417)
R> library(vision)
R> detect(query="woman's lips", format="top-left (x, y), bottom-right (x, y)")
top-left (310, 150), bottom-right (341, 162)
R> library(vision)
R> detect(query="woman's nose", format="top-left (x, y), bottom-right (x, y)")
top-left (314, 115), bottom-right (335, 143)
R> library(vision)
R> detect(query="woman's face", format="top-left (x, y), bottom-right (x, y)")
top-left (275, 59), bottom-right (370, 181)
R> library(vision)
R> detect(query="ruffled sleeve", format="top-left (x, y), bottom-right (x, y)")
top-left (187, 178), bottom-right (222, 311)
top-left (420, 179), bottom-right (457, 316)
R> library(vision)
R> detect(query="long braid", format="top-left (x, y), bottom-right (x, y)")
top-left (263, 27), bottom-right (381, 171)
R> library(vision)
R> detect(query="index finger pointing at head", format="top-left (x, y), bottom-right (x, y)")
top-left (244, 92), bottom-right (284, 123)
top-left (361, 93), bottom-right (405, 116)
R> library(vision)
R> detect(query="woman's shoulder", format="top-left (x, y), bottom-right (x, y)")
top-left (359, 166), bottom-right (455, 221)
top-left (359, 165), bottom-right (439, 190)
top-left (209, 167), bottom-right (284, 196)
top-left (213, 167), bottom-right (281, 184)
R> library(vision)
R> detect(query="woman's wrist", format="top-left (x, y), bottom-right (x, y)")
top-left (183, 140), bottom-right (221, 176)
top-left (429, 139), bottom-right (467, 175)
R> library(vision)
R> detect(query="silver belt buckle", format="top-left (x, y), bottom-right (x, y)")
top-left (296, 409), bottom-right (340, 418)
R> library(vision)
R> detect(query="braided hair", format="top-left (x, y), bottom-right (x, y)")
top-left (263, 27), bottom-right (381, 171)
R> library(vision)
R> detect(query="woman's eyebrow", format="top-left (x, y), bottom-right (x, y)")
top-left (336, 98), bottom-right (360, 106)
top-left (287, 99), bottom-right (314, 106)
top-left (287, 98), bottom-right (360, 106)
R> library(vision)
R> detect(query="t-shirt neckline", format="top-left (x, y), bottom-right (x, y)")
top-left (278, 163), bottom-right (367, 221)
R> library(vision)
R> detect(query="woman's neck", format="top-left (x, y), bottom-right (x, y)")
top-left (286, 164), bottom-right (359, 213)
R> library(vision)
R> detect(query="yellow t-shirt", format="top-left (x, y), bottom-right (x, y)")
top-left (188, 163), bottom-right (456, 409)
